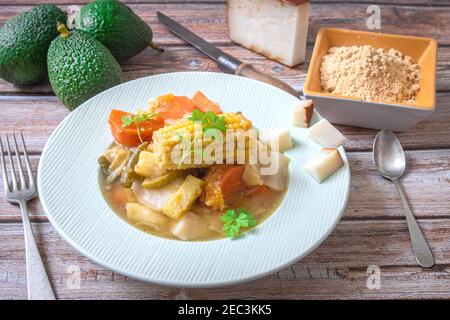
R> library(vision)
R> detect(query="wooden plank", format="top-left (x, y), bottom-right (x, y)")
top-left (314, 0), bottom-right (449, 4)
top-left (346, 149), bottom-right (450, 219)
top-left (0, 96), bottom-right (68, 155)
top-left (1, 44), bottom-right (449, 95)
top-left (1, 220), bottom-right (449, 299)
top-left (0, 92), bottom-right (449, 154)
top-left (0, 45), bottom-right (306, 95)
top-left (0, 0), bottom-right (447, 301)
top-left (0, 3), bottom-right (449, 46)
top-left (0, 0), bottom-right (448, 8)
top-left (1, 149), bottom-right (449, 221)
top-left (0, 0), bottom-right (225, 4)
top-left (4, 264), bottom-right (450, 299)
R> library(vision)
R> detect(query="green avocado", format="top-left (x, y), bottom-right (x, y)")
top-left (75, 0), bottom-right (161, 62)
top-left (47, 23), bottom-right (122, 111)
top-left (0, 5), bottom-right (66, 85)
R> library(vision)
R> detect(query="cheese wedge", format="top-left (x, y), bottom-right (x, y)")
top-left (292, 99), bottom-right (314, 128)
top-left (308, 119), bottom-right (346, 148)
top-left (304, 148), bottom-right (344, 183)
top-left (228, 0), bottom-right (310, 67)
top-left (259, 128), bottom-right (293, 152)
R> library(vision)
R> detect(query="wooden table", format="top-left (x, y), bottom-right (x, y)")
top-left (1, 0), bottom-right (449, 300)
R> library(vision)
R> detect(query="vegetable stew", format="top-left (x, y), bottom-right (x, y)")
top-left (99, 92), bottom-right (289, 241)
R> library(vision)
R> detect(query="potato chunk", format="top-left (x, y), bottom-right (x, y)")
top-left (170, 211), bottom-right (210, 241)
top-left (162, 175), bottom-right (204, 219)
top-left (126, 203), bottom-right (170, 231)
top-left (134, 151), bottom-right (167, 178)
top-left (242, 164), bottom-right (263, 186)
top-left (131, 178), bottom-right (183, 212)
top-left (259, 151), bottom-right (290, 191)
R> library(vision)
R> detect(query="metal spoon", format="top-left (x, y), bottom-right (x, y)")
top-left (373, 129), bottom-right (434, 268)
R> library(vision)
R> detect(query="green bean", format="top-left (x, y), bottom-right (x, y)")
top-left (120, 142), bottom-right (148, 188)
top-left (142, 171), bottom-right (182, 189)
top-left (98, 155), bottom-right (110, 176)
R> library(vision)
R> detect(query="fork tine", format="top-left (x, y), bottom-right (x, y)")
top-left (0, 136), bottom-right (10, 193)
top-left (19, 131), bottom-right (34, 188)
top-left (12, 132), bottom-right (26, 190)
top-left (5, 134), bottom-right (18, 191)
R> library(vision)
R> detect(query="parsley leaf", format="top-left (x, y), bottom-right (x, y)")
top-left (220, 208), bottom-right (257, 237)
top-left (235, 208), bottom-right (257, 228)
top-left (121, 112), bottom-right (158, 129)
top-left (121, 116), bottom-right (134, 127)
top-left (187, 109), bottom-right (227, 132)
top-left (189, 109), bottom-right (204, 122)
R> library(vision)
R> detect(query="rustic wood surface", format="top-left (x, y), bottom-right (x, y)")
top-left (0, 0), bottom-right (449, 300)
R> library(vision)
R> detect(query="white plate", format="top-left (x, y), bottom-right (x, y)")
top-left (38, 72), bottom-right (350, 287)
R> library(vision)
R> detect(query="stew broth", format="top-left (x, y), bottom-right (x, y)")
top-left (100, 174), bottom-right (286, 241)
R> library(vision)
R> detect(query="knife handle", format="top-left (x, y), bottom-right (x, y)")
top-left (235, 63), bottom-right (298, 97)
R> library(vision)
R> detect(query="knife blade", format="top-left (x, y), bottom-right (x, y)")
top-left (157, 11), bottom-right (298, 97)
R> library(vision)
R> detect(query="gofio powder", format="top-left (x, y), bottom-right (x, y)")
top-left (320, 45), bottom-right (421, 104)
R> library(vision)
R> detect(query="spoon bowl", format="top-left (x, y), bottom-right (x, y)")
top-left (373, 129), bottom-right (406, 180)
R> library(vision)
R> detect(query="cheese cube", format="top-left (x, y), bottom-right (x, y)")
top-left (228, 0), bottom-right (310, 67)
top-left (292, 99), bottom-right (314, 128)
top-left (259, 128), bottom-right (293, 152)
top-left (308, 119), bottom-right (346, 148)
top-left (304, 148), bottom-right (344, 183)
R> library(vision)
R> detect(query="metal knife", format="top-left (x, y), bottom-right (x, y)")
top-left (157, 11), bottom-right (299, 97)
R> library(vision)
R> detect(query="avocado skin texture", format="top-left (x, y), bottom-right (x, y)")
top-left (47, 30), bottom-right (122, 111)
top-left (0, 5), bottom-right (66, 85)
top-left (75, 0), bottom-right (153, 62)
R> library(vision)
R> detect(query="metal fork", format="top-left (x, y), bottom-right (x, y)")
top-left (0, 132), bottom-right (55, 300)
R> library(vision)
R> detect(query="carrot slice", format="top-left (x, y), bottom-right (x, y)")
top-left (111, 184), bottom-right (127, 207)
top-left (191, 91), bottom-right (222, 114)
top-left (220, 165), bottom-right (246, 201)
top-left (202, 165), bottom-right (246, 210)
top-left (154, 94), bottom-right (197, 120)
top-left (109, 109), bottom-right (164, 147)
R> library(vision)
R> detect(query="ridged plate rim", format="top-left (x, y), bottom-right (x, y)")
top-left (38, 72), bottom-right (350, 287)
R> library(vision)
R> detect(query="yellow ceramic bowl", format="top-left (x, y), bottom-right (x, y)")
top-left (304, 28), bottom-right (437, 131)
